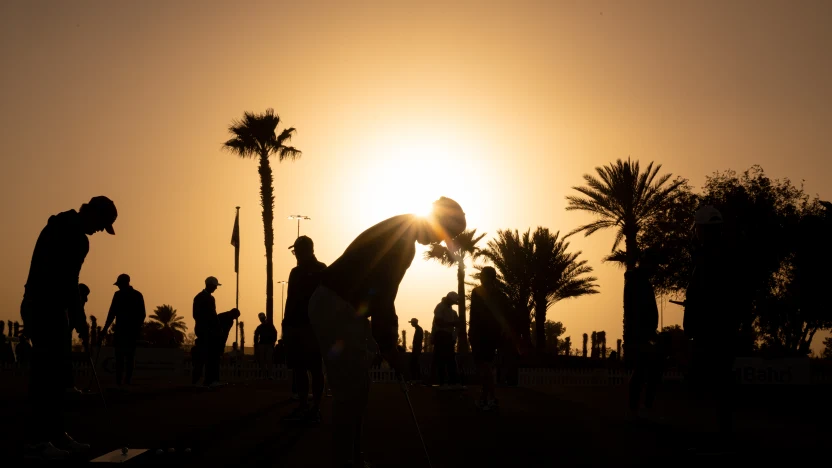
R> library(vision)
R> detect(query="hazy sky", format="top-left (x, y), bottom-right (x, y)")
top-left (2, 1), bottom-right (830, 352)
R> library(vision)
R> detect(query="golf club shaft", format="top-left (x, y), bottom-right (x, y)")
top-left (89, 355), bottom-right (107, 410)
top-left (400, 376), bottom-right (433, 468)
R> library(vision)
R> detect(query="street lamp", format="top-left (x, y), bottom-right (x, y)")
top-left (287, 215), bottom-right (311, 238)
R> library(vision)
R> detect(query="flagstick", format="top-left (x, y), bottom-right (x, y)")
top-left (235, 206), bottom-right (240, 346)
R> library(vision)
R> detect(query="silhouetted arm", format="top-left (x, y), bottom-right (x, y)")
top-left (137, 291), bottom-right (147, 324)
top-left (253, 325), bottom-right (261, 346)
top-left (102, 291), bottom-right (119, 337)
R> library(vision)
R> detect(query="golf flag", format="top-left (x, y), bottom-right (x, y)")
top-left (231, 210), bottom-right (240, 273)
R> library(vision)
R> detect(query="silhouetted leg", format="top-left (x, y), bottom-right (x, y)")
top-left (205, 345), bottom-right (220, 385)
top-left (410, 352), bottom-right (421, 381)
top-left (115, 346), bottom-right (124, 386)
top-left (309, 356), bottom-right (324, 409)
top-left (124, 343), bottom-right (136, 385)
top-left (448, 350), bottom-right (458, 385)
top-left (28, 328), bottom-right (67, 444)
top-left (192, 346), bottom-right (204, 385)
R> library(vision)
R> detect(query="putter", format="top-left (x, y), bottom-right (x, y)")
top-left (399, 375), bottom-right (433, 468)
top-left (86, 344), bottom-right (103, 393)
top-left (88, 354), bottom-right (107, 410)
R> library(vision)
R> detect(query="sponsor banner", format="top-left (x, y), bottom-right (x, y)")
top-left (733, 357), bottom-right (811, 385)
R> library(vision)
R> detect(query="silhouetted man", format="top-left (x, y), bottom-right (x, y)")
top-left (432, 291), bottom-right (461, 390)
top-left (684, 205), bottom-right (738, 452)
top-left (409, 318), bottom-right (423, 382)
top-left (470, 266), bottom-right (510, 410)
top-left (101, 274), bottom-right (146, 387)
top-left (282, 235), bottom-right (327, 423)
top-left (624, 263), bottom-right (660, 421)
top-left (310, 197), bottom-right (466, 467)
top-left (254, 312), bottom-right (277, 378)
top-left (192, 276), bottom-right (239, 388)
top-left (20, 196), bottom-right (117, 460)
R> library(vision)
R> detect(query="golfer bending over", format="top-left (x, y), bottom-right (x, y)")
top-left (310, 197), bottom-right (466, 468)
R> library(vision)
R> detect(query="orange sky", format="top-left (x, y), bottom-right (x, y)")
top-left (1, 1), bottom-right (830, 352)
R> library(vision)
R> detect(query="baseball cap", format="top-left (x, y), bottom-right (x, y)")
top-left (205, 276), bottom-right (221, 287)
top-left (88, 196), bottom-right (118, 235)
top-left (114, 273), bottom-right (130, 286)
top-left (694, 205), bottom-right (723, 225)
top-left (410, 318), bottom-right (419, 324)
top-left (288, 235), bottom-right (314, 251)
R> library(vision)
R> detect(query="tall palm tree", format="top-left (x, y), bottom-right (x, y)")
top-left (566, 158), bottom-right (681, 346)
top-left (224, 109), bottom-right (301, 324)
top-left (150, 305), bottom-right (188, 344)
top-left (424, 228), bottom-right (486, 352)
top-left (482, 228), bottom-right (599, 353)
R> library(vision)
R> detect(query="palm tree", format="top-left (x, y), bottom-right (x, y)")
top-left (424, 229), bottom-right (487, 352)
top-left (582, 333), bottom-right (588, 357)
top-left (566, 158), bottom-right (681, 347)
top-left (481, 228), bottom-right (599, 353)
top-left (149, 305), bottom-right (188, 345)
top-left (224, 109), bottom-right (301, 324)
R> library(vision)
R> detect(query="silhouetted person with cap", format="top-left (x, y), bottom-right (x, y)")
top-left (283, 235), bottom-right (327, 423)
top-left (310, 197), bottom-right (466, 467)
top-left (192, 276), bottom-right (239, 388)
top-left (20, 196), bottom-right (117, 460)
top-left (254, 312), bottom-right (277, 378)
top-left (409, 318), bottom-right (423, 382)
top-left (101, 274), bottom-right (146, 387)
top-left (432, 291), bottom-right (461, 390)
top-left (470, 266), bottom-right (511, 410)
top-left (684, 205), bottom-right (738, 453)
top-left (624, 262), bottom-right (660, 421)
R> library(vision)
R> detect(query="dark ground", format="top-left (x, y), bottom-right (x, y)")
top-left (1, 375), bottom-right (828, 467)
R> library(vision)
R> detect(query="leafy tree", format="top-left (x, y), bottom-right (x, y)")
top-left (822, 337), bottom-right (832, 360)
top-left (224, 109), bottom-right (301, 324)
top-left (425, 229), bottom-right (487, 352)
top-left (481, 228), bottom-right (598, 352)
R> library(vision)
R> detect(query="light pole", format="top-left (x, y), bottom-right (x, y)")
top-left (287, 215), bottom-right (311, 238)
top-left (278, 280), bottom-right (288, 332)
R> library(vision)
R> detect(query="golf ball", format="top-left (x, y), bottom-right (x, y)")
top-left (155, 449), bottom-right (163, 455)
top-left (168, 448), bottom-right (175, 453)
top-left (121, 447), bottom-right (129, 455)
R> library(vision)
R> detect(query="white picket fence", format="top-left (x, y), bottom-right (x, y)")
top-left (518, 368), bottom-right (684, 388)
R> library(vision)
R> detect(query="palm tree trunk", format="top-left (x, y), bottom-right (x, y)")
top-left (259, 153), bottom-right (275, 325)
top-left (622, 225), bottom-right (638, 365)
top-left (534, 299), bottom-right (546, 353)
top-left (456, 259), bottom-right (469, 352)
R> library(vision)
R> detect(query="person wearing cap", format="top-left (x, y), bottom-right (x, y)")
top-left (469, 266), bottom-right (511, 410)
top-left (432, 291), bottom-right (462, 390)
top-left (684, 205), bottom-right (739, 452)
top-left (282, 236), bottom-right (327, 423)
top-left (101, 274), bottom-right (146, 387)
top-left (253, 313), bottom-right (277, 378)
top-left (192, 276), bottom-right (239, 388)
top-left (409, 318), bottom-right (424, 382)
top-left (20, 196), bottom-right (117, 460)
top-left (310, 197), bottom-right (466, 467)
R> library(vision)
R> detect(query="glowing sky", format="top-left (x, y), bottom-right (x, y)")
top-left (1, 1), bottom-right (830, 352)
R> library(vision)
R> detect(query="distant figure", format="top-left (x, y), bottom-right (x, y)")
top-left (65, 284), bottom-right (91, 394)
top-left (309, 197), bottom-right (466, 467)
top-left (470, 266), bottom-right (510, 410)
top-left (254, 313), bottom-right (277, 378)
top-left (16, 334), bottom-right (33, 366)
top-left (192, 276), bottom-right (240, 388)
top-left (684, 205), bottom-right (738, 452)
top-left (409, 318), bottom-right (423, 382)
top-left (432, 292), bottom-right (461, 390)
top-left (282, 236), bottom-right (327, 423)
top-left (624, 264), bottom-right (660, 421)
top-left (101, 274), bottom-right (146, 387)
top-left (20, 196), bottom-right (117, 460)
top-left (274, 339), bottom-right (286, 366)
top-left (0, 322), bottom-right (15, 363)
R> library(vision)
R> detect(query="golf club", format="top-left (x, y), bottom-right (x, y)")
top-left (86, 343), bottom-right (103, 393)
top-left (399, 374), bottom-right (433, 468)
top-left (88, 354), bottom-right (107, 410)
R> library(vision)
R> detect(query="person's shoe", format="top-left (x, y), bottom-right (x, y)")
top-left (55, 433), bottom-right (90, 454)
top-left (24, 442), bottom-right (70, 461)
top-left (282, 406), bottom-right (308, 422)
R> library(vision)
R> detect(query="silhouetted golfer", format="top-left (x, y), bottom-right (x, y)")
top-left (624, 263), bottom-right (660, 421)
top-left (282, 235), bottom-right (327, 423)
top-left (20, 196), bottom-right (117, 460)
top-left (309, 197), bottom-right (466, 467)
top-left (192, 276), bottom-right (239, 388)
top-left (409, 318), bottom-right (423, 382)
top-left (101, 274), bottom-right (146, 387)
top-left (432, 291), bottom-right (461, 389)
top-left (684, 205), bottom-right (738, 452)
top-left (470, 266), bottom-right (511, 410)
top-left (254, 312), bottom-right (278, 378)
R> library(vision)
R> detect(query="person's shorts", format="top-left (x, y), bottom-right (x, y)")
top-left (471, 336), bottom-right (500, 363)
top-left (257, 344), bottom-right (274, 364)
